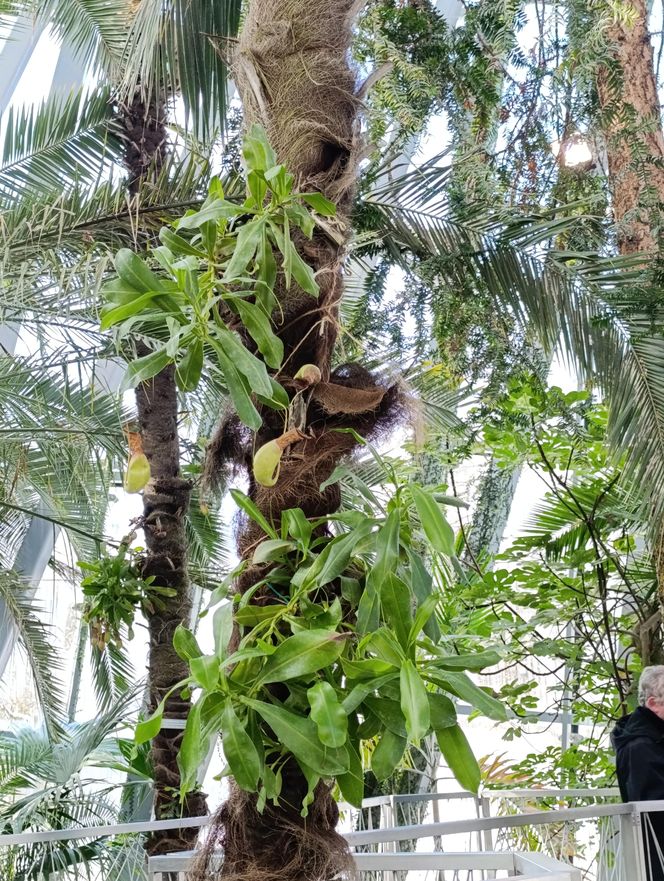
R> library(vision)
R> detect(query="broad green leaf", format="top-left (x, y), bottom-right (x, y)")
top-left (175, 340), bottom-right (204, 392)
top-left (400, 661), bottom-right (430, 743)
top-left (215, 326), bottom-right (273, 398)
top-left (341, 673), bottom-right (398, 714)
top-left (435, 724), bottom-right (481, 794)
top-left (301, 192), bottom-right (337, 216)
top-left (233, 299), bottom-right (284, 368)
top-left (252, 539), bottom-right (295, 565)
top-left (234, 604), bottom-right (285, 626)
top-left (287, 240), bottom-right (319, 296)
top-left (302, 520), bottom-right (374, 589)
top-left (178, 699), bottom-right (207, 794)
top-left (213, 603), bottom-right (234, 660)
top-left (190, 654), bottom-right (220, 691)
top-left (135, 698), bottom-right (165, 744)
top-left (430, 670), bottom-right (508, 721)
top-left (381, 574), bottom-right (412, 650)
top-left (337, 739), bottom-right (363, 807)
top-left (433, 650), bottom-right (501, 671)
top-left (244, 699), bottom-right (349, 776)
top-left (258, 630), bottom-right (347, 684)
top-left (409, 594), bottom-right (439, 646)
top-left (123, 349), bottom-right (172, 390)
top-left (243, 123), bottom-right (277, 171)
top-left (222, 700), bottom-right (261, 792)
top-left (307, 682), bottom-right (347, 747)
top-left (410, 485), bottom-right (455, 556)
top-left (173, 624), bottom-right (203, 661)
top-left (356, 583), bottom-right (380, 635)
top-left (371, 729), bottom-right (406, 781)
top-left (176, 199), bottom-right (243, 230)
top-left (365, 628), bottom-right (404, 666)
top-left (428, 693), bottom-right (457, 730)
top-left (225, 219), bottom-right (265, 280)
top-left (341, 658), bottom-right (394, 680)
top-left (100, 291), bottom-right (161, 330)
top-left (159, 226), bottom-right (207, 257)
top-left (408, 550), bottom-right (440, 641)
top-left (364, 696), bottom-right (406, 737)
top-left (368, 509), bottom-right (401, 591)
top-left (230, 489), bottom-right (278, 538)
top-left (282, 509), bottom-right (313, 547)
top-left (115, 249), bottom-right (165, 294)
top-left (210, 339), bottom-right (262, 431)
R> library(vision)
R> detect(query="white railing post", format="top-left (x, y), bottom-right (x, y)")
top-left (619, 804), bottom-right (647, 881)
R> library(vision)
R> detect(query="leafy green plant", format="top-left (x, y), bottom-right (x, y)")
top-left (137, 466), bottom-right (508, 814)
top-left (79, 540), bottom-right (176, 650)
top-left (100, 124), bottom-right (335, 431)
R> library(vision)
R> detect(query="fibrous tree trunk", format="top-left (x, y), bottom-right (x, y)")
top-left (595, 0), bottom-right (664, 255)
top-left (122, 92), bottom-right (206, 854)
top-left (190, 0), bottom-right (403, 879)
top-left (595, 0), bottom-right (664, 609)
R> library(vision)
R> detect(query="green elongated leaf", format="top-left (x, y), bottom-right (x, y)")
top-left (115, 248), bottom-right (165, 293)
top-left (234, 605), bottom-right (285, 626)
top-left (159, 227), bottom-right (207, 257)
top-left (409, 594), bottom-right (439, 646)
top-left (400, 661), bottom-right (430, 743)
top-left (302, 519), bottom-right (374, 588)
top-left (435, 724), bottom-right (481, 794)
top-left (337, 738), bottom-right (364, 807)
top-left (258, 630), bottom-right (347, 685)
top-left (215, 326), bottom-right (273, 398)
top-left (301, 192), bottom-right (337, 216)
top-left (222, 700), bottom-right (261, 791)
top-left (210, 339), bottom-right (262, 431)
top-left (176, 340), bottom-right (204, 392)
top-left (365, 628), bottom-right (404, 666)
top-left (214, 604), bottom-right (234, 661)
top-left (341, 658), bottom-right (394, 680)
top-left (123, 349), bottom-right (172, 390)
top-left (371, 728), bottom-right (406, 781)
top-left (230, 489), bottom-right (278, 539)
top-left (408, 550), bottom-right (440, 642)
top-left (178, 699), bottom-right (207, 794)
top-left (307, 682), bottom-right (347, 747)
top-left (364, 696), bottom-right (406, 737)
top-left (356, 583), bottom-right (380, 635)
top-left (368, 509), bottom-right (401, 591)
top-left (244, 699), bottom-right (349, 775)
top-left (381, 574), bottom-right (412, 650)
top-left (430, 670), bottom-right (508, 721)
top-left (410, 485), bottom-right (455, 556)
top-left (252, 539), bottom-right (295, 564)
top-left (177, 199), bottom-right (243, 230)
top-left (226, 219), bottom-right (265, 280)
top-left (135, 698), bottom-right (166, 744)
top-left (256, 377), bottom-right (290, 411)
top-left (287, 239), bottom-right (319, 296)
top-left (233, 299), bottom-right (284, 369)
top-left (173, 625), bottom-right (203, 662)
top-left (190, 654), bottom-right (220, 691)
top-left (433, 650), bottom-right (501, 671)
top-left (100, 291), bottom-right (161, 330)
top-left (282, 509), bottom-right (313, 547)
top-left (428, 693), bottom-right (457, 729)
top-left (341, 673), bottom-right (398, 714)
top-left (243, 124), bottom-right (278, 171)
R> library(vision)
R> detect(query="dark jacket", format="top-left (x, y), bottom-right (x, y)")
top-left (612, 706), bottom-right (664, 880)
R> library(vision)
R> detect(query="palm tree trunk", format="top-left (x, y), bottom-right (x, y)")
top-left (190, 1), bottom-right (394, 878)
top-left (121, 91), bottom-right (206, 854)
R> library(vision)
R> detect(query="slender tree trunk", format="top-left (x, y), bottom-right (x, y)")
top-left (121, 91), bottom-right (206, 853)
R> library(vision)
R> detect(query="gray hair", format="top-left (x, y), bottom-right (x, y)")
top-left (638, 666), bottom-right (664, 705)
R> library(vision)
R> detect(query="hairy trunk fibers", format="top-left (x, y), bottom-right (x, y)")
top-left (595, 0), bottom-right (664, 611)
top-left (596, 0), bottom-right (664, 254)
top-left (121, 90), bottom-right (206, 853)
top-left (189, 0), bottom-right (392, 878)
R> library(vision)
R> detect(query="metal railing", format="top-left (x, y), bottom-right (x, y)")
top-left (1, 789), bottom-right (661, 881)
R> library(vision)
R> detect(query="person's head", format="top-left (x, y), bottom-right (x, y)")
top-left (639, 666), bottom-right (664, 719)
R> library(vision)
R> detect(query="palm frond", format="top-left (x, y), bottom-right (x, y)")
top-left (121, 0), bottom-right (242, 142)
top-left (0, 86), bottom-right (120, 205)
top-left (88, 638), bottom-right (134, 713)
top-left (0, 572), bottom-right (65, 741)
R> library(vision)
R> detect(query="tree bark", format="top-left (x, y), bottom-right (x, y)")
top-left (596, 0), bottom-right (664, 254)
top-left (121, 88), bottom-right (207, 853)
